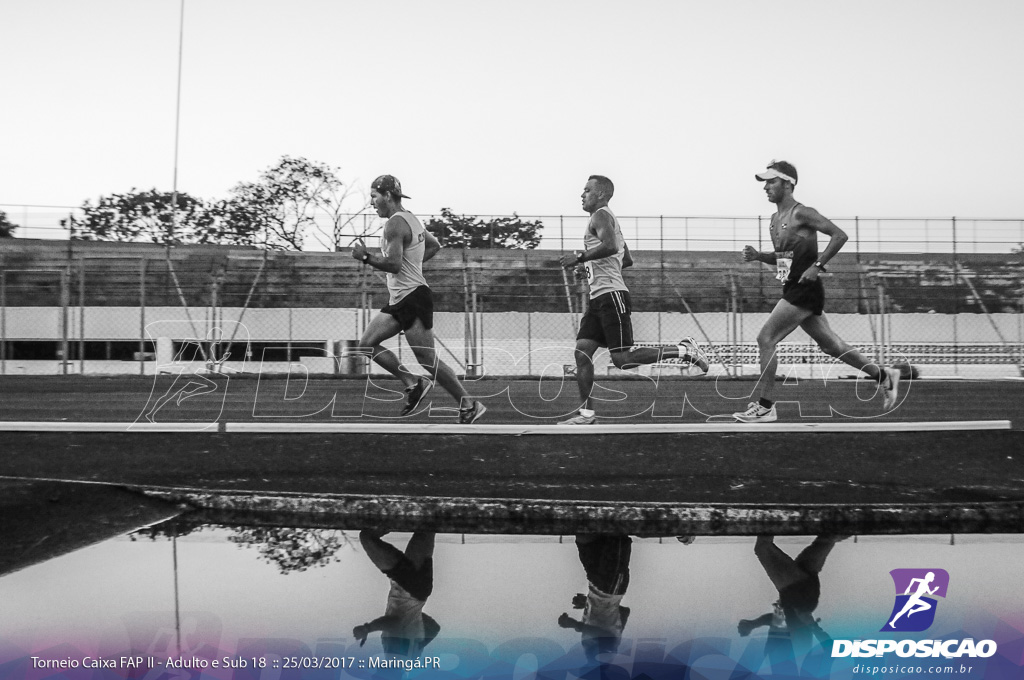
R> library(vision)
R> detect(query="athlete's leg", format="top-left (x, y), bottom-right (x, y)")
top-left (402, 319), bottom-right (472, 406)
top-left (754, 536), bottom-right (810, 593)
top-left (359, 531), bottom-right (405, 573)
top-left (402, 531), bottom-right (436, 569)
top-left (756, 300), bottom-right (814, 403)
top-left (793, 535), bottom-right (845, 575)
top-left (610, 345), bottom-right (667, 368)
top-left (574, 339), bottom-right (601, 410)
top-left (358, 313), bottom-right (418, 389)
top-left (800, 314), bottom-right (884, 381)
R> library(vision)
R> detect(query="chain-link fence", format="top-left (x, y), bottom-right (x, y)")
top-left (1, 215), bottom-right (1023, 378)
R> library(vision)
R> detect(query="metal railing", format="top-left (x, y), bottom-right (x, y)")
top-left (1, 234), bottom-right (1022, 378)
top-left (4, 204), bottom-right (1023, 255)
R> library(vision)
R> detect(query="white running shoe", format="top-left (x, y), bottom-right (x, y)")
top-left (882, 367), bottom-right (901, 410)
top-left (733, 401), bottom-right (778, 423)
top-left (678, 336), bottom-right (710, 374)
top-left (558, 412), bottom-right (598, 425)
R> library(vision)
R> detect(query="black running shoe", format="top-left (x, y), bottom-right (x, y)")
top-left (401, 377), bottom-right (432, 416)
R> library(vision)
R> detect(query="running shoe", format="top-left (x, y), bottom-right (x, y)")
top-left (882, 367), bottom-right (900, 410)
top-left (400, 377), bottom-right (433, 416)
top-left (733, 401), bottom-right (777, 423)
top-left (458, 400), bottom-right (487, 424)
top-left (678, 336), bottom-right (710, 374)
top-left (558, 412), bottom-right (598, 425)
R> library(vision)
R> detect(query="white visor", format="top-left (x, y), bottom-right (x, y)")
top-left (755, 168), bottom-right (797, 185)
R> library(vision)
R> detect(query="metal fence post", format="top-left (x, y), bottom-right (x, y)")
top-left (58, 267), bottom-right (69, 375)
top-left (952, 216), bottom-right (959, 375)
top-left (140, 257), bottom-right (147, 375)
top-left (877, 283), bottom-right (887, 367)
top-left (757, 215), bottom-right (763, 309)
top-left (462, 248), bottom-right (471, 373)
top-left (527, 312), bottom-right (532, 376)
top-left (1, 269), bottom-right (5, 375)
top-left (658, 215), bottom-right (664, 344)
top-left (79, 255), bottom-right (85, 374)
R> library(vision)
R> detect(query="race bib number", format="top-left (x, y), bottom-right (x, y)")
top-left (585, 262), bottom-right (595, 285)
top-left (775, 251), bottom-right (794, 283)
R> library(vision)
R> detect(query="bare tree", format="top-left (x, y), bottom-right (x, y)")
top-left (219, 156), bottom-right (370, 251)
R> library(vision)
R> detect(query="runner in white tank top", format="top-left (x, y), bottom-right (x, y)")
top-left (383, 210), bottom-right (428, 305)
top-left (351, 175), bottom-right (486, 423)
top-left (582, 206), bottom-right (627, 299)
top-left (557, 175), bottom-right (709, 425)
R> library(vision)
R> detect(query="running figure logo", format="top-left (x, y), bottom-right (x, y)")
top-left (881, 568), bottom-right (949, 632)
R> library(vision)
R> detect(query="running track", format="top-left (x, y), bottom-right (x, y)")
top-left (1, 375), bottom-right (1022, 507)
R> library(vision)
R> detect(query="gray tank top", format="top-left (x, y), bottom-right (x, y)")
top-left (383, 211), bottom-right (429, 304)
top-left (583, 206), bottom-right (628, 299)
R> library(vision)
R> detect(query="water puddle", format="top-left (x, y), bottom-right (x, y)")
top-left (1, 517), bottom-right (1022, 679)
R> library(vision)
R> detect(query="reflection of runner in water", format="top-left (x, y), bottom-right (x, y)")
top-left (739, 535), bottom-right (846, 650)
top-left (558, 534), bottom-right (632, 661)
top-left (353, 530), bottom-right (440, 657)
top-left (889, 572), bottom-right (938, 628)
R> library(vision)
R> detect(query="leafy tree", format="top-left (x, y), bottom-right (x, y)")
top-left (227, 527), bottom-right (351, 573)
top-left (424, 208), bottom-right (543, 249)
top-left (0, 210), bottom-right (19, 238)
top-left (219, 156), bottom-right (367, 251)
top-left (63, 189), bottom-right (221, 245)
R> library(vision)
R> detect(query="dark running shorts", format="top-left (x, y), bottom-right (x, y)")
top-left (577, 290), bottom-right (634, 351)
top-left (779, 574), bottom-right (821, 615)
top-left (577, 535), bottom-right (632, 596)
top-left (782, 278), bottom-right (825, 316)
top-left (382, 284), bottom-right (434, 331)
top-left (384, 556), bottom-right (434, 601)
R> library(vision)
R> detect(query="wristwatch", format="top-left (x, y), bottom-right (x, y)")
top-left (575, 251), bottom-right (584, 263)
top-left (814, 260), bottom-right (826, 271)
top-left (361, 252), bottom-right (370, 263)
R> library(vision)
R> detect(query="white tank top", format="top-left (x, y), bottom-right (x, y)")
top-left (383, 211), bottom-right (429, 304)
top-left (583, 206), bottom-right (628, 299)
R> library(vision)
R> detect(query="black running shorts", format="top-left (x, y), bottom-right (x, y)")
top-left (384, 556), bottom-right (434, 601)
top-left (576, 535), bottom-right (632, 596)
top-left (381, 284), bottom-right (434, 331)
top-left (577, 290), bottom-right (634, 351)
top-left (782, 278), bottom-right (825, 316)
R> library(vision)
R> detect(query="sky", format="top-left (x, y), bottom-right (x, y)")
top-left (3, 0), bottom-right (1024, 222)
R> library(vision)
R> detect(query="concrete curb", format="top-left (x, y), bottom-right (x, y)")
top-left (134, 484), bottom-right (1024, 536)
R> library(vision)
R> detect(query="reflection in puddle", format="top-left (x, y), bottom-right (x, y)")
top-left (1, 519), bottom-right (1022, 679)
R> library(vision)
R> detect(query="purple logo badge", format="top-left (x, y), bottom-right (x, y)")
top-left (881, 569), bottom-right (949, 632)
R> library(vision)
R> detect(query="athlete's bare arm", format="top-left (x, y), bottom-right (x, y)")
top-left (792, 205), bottom-right (848, 283)
top-left (422, 228), bottom-right (442, 263)
top-left (559, 210), bottom-right (620, 268)
top-left (742, 245), bottom-right (778, 264)
top-left (622, 242), bottom-right (633, 268)
top-left (375, 216), bottom-right (412, 274)
top-left (588, 210), bottom-right (621, 260)
top-left (353, 614), bottom-right (399, 645)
